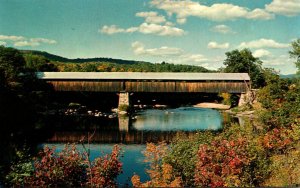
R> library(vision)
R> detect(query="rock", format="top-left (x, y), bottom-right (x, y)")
top-left (118, 111), bottom-right (127, 115)
top-left (193, 103), bottom-right (230, 110)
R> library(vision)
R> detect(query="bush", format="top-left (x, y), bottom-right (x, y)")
top-left (7, 144), bottom-right (122, 187)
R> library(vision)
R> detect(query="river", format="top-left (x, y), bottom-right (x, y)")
top-left (42, 107), bottom-right (235, 186)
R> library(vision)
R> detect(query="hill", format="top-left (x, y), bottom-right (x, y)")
top-left (20, 50), bottom-right (211, 73)
top-left (280, 74), bottom-right (298, 79)
top-left (21, 50), bottom-right (141, 65)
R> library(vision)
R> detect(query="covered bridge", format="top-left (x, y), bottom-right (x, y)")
top-left (37, 72), bottom-right (250, 93)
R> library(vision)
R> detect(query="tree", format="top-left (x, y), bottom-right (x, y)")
top-left (0, 45), bottom-right (26, 88)
top-left (23, 54), bottom-right (58, 72)
top-left (289, 38), bottom-right (300, 74)
top-left (223, 49), bottom-right (265, 88)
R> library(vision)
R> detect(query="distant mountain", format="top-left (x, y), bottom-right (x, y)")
top-left (21, 50), bottom-right (143, 65)
top-left (280, 74), bottom-right (298, 79)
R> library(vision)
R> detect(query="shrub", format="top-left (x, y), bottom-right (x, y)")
top-left (131, 142), bottom-right (182, 187)
top-left (7, 144), bottom-right (122, 187)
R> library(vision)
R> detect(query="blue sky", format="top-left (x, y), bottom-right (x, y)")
top-left (0, 0), bottom-right (300, 74)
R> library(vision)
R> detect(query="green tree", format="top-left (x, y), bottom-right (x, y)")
top-left (0, 45), bottom-right (26, 88)
top-left (23, 54), bottom-right (58, 72)
top-left (223, 49), bottom-right (265, 88)
top-left (289, 38), bottom-right (300, 74)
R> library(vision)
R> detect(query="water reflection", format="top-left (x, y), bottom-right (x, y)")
top-left (47, 107), bottom-right (224, 144)
top-left (133, 107), bottom-right (222, 131)
top-left (43, 107), bottom-right (234, 186)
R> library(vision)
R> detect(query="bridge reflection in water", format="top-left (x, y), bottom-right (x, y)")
top-left (47, 107), bottom-right (233, 144)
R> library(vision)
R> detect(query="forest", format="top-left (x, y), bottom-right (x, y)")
top-left (0, 39), bottom-right (299, 187)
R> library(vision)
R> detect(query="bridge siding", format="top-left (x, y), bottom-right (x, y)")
top-left (47, 80), bottom-right (248, 93)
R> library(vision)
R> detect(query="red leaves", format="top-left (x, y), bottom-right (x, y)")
top-left (23, 144), bottom-right (122, 187)
top-left (262, 128), bottom-right (293, 153)
top-left (194, 138), bottom-right (250, 187)
top-left (87, 145), bottom-right (122, 187)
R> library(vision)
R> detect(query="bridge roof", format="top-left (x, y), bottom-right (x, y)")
top-left (37, 72), bottom-right (250, 81)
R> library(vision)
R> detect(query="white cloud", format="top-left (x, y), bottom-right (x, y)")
top-left (14, 41), bottom-right (39, 47)
top-left (30, 38), bottom-right (57, 44)
top-left (14, 38), bottom-right (57, 47)
top-left (253, 49), bottom-right (271, 58)
top-left (0, 41), bottom-right (7, 46)
top-left (0, 34), bottom-right (57, 47)
top-left (100, 25), bottom-right (135, 35)
top-left (100, 23), bottom-right (185, 36)
top-left (210, 25), bottom-right (235, 34)
top-left (132, 41), bottom-right (183, 56)
top-left (0, 35), bottom-right (25, 41)
top-left (263, 55), bottom-right (293, 66)
top-left (150, 0), bottom-right (274, 23)
top-left (132, 41), bottom-right (208, 65)
top-left (239, 38), bottom-right (289, 49)
top-left (265, 0), bottom-right (300, 16)
top-left (136, 11), bottom-right (166, 24)
top-left (179, 54), bottom-right (208, 63)
top-left (138, 22), bottom-right (185, 36)
top-left (207, 41), bottom-right (230, 49)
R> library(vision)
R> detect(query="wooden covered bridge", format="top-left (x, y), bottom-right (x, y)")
top-left (37, 72), bottom-right (250, 107)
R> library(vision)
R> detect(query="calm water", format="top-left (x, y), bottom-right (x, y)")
top-left (43, 107), bottom-right (227, 186)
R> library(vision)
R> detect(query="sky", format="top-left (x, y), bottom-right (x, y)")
top-left (0, 0), bottom-right (300, 74)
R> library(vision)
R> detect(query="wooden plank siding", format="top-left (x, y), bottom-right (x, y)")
top-left (125, 81), bottom-right (175, 92)
top-left (47, 80), bottom-right (248, 93)
top-left (175, 82), bottom-right (247, 93)
top-left (47, 81), bottom-right (124, 92)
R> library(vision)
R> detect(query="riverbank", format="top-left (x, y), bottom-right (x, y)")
top-left (193, 102), bottom-right (230, 110)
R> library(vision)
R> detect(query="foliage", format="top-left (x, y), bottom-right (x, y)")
top-left (289, 38), bottom-right (300, 74)
top-left (131, 142), bottom-right (182, 187)
top-left (219, 92), bottom-right (231, 105)
top-left (223, 48), bottom-right (265, 88)
top-left (195, 138), bottom-right (250, 187)
top-left (23, 53), bottom-right (58, 72)
top-left (118, 104), bottom-right (130, 112)
top-left (163, 132), bottom-right (215, 185)
top-left (53, 61), bottom-right (211, 73)
top-left (258, 72), bottom-right (300, 129)
top-left (87, 145), bottom-right (122, 187)
top-left (5, 148), bottom-right (34, 186)
top-left (6, 144), bottom-right (122, 187)
top-left (263, 147), bottom-right (300, 186)
top-left (0, 45), bottom-right (26, 88)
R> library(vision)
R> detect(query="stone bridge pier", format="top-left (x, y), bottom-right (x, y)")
top-left (118, 92), bottom-right (131, 109)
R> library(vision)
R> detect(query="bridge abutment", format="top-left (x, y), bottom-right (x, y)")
top-left (118, 92), bottom-right (131, 110)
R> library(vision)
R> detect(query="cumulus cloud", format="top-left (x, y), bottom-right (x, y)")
top-left (100, 23), bottom-right (185, 36)
top-left (0, 41), bottom-right (7, 46)
top-left (253, 49), bottom-right (271, 58)
top-left (263, 55), bottom-right (293, 66)
top-left (0, 34), bottom-right (57, 47)
top-left (265, 0), bottom-right (300, 16)
top-left (14, 38), bottom-right (57, 47)
top-left (239, 38), bottom-right (289, 49)
top-left (132, 41), bottom-right (183, 56)
top-left (136, 11), bottom-right (166, 24)
top-left (210, 25), bottom-right (235, 34)
top-left (0, 35), bottom-right (25, 41)
top-left (150, 0), bottom-right (274, 23)
top-left (100, 25), bottom-right (137, 35)
top-left (207, 42), bottom-right (230, 49)
top-left (30, 38), bottom-right (57, 44)
top-left (14, 41), bottom-right (39, 47)
top-left (131, 41), bottom-right (208, 64)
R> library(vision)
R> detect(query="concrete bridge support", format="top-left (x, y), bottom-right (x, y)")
top-left (118, 92), bottom-right (131, 109)
top-left (238, 90), bottom-right (257, 107)
top-left (118, 116), bottom-right (129, 132)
